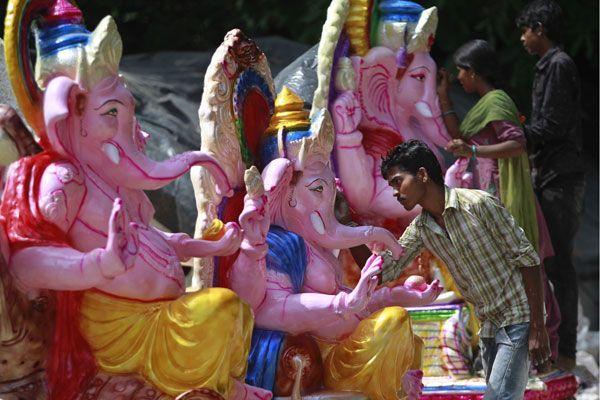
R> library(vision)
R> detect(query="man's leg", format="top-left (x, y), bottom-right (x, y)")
top-left (483, 323), bottom-right (530, 400)
top-left (480, 336), bottom-right (497, 384)
top-left (537, 181), bottom-right (585, 364)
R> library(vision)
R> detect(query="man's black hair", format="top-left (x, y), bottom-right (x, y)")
top-left (453, 39), bottom-right (504, 89)
top-left (515, 0), bottom-right (562, 43)
top-left (381, 140), bottom-right (444, 186)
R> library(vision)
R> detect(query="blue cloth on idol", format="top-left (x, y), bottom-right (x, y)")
top-left (260, 129), bottom-right (312, 170)
top-left (246, 329), bottom-right (286, 390)
top-left (378, 0), bottom-right (424, 23)
top-left (245, 225), bottom-right (308, 391)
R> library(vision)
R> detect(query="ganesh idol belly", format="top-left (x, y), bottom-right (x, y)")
top-left (69, 180), bottom-right (185, 300)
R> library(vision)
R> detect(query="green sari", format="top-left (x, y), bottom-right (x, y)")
top-left (459, 90), bottom-right (539, 251)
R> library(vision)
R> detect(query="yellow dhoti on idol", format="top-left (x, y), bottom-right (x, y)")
top-left (80, 287), bottom-right (253, 397)
top-left (319, 306), bottom-right (423, 400)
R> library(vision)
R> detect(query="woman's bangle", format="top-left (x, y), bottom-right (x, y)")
top-left (442, 109), bottom-right (456, 117)
top-left (471, 145), bottom-right (477, 159)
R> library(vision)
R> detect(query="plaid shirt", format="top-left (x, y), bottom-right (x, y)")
top-left (382, 187), bottom-right (540, 337)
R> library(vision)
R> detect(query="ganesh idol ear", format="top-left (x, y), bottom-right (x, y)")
top-left (44, 76), bottom-right (85, 157)
top-left (262, 158), bottom-right (293, 192)
top-left (407, 7), bottom-right (438, 53)
top-left (261, 158), bottom-right (294, 207)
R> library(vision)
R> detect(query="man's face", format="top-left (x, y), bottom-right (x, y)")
top-left (520, 26), bottom-right (543, 56)
top-left (386, 166), bottom-right (427, 211)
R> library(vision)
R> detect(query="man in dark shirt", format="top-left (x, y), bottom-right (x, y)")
top-left (516, 0), bottom-right (585, 371)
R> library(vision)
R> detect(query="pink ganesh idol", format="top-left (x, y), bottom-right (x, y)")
top-left (228, 86), bottom-right (443, 400)
top-left (311, 0), bottom-right (451, 233)
top-left (1, 1), bottom-right (270, 399)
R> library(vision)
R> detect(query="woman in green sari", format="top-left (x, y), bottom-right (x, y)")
top-left (437, 39), bottom-right (560, 361)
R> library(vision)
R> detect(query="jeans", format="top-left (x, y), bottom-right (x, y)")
top-left (480, 323), bottom-right (530, 400)
top-left (536, 179), bottom-right (585, 358)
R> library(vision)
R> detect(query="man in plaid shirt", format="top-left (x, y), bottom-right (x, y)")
top-left (381, 140), bottom-right (550, 400)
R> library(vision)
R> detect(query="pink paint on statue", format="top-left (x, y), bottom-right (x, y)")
top-left (229, 113), bottom-right (441, 336)
top-left (334, 51), bottom-right (450, 231)
top-left (331, 7), bottom-right (452, 236)
top-left (444, 157), bottom-right (473, 189)
top-left (2, 5), bottom-right (267, 398)
top-left (43, 0), bottom-right (83, 25)
top-left (228, 107), bottom-right (441, 397)
top-left (404, 275), bottom-right (428, 292)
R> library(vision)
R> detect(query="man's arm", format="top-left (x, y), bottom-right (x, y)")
top-left (381, 217), bottom-right (425, 283)
top-left (476, 195), bottom-right (550, 369)
top-left (524, 60), bottom-right (579, 145)
top-left (476, 195), bottom-right (540, 268)
top-left (521, 266), bottom-right (551, 371)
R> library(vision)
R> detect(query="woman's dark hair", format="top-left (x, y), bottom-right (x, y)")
top-left (453, 39), bottom-right (503, 88)
top-left (381, 140), bottom-right (444, 186)
top-left (515, 0), bottom-right (562, 43)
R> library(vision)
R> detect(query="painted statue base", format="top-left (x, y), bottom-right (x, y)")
top-left (407, 303), bottom-right (475, 379)
top-left (0, 370), bottom-right (226, 400)
top-left (0, 370), bottom-right (47, 400)
top-left (274, 391), bottom-right (366, 400)
top-left (79, 372), bottom-right (173, 400)
top-left (80, 372), bottom-right (225, 400)
top-left (420, 371), bottom-right (578, 400)
top-left (85, 372), bottom-right (231, 400)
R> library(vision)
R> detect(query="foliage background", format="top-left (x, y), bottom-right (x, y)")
top-left (1, 0), bottom-right (598, 157)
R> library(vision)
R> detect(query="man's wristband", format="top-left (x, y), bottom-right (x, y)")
top-left (442, 109), bottom-right (456, 117)
top-left (471, 144), bottom-right (477, 160)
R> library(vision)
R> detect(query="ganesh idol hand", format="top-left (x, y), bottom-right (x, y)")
top-left (98, 198), bottom-right (139, 278)
top-left (367, 278), bottom-right (443, 311)
top-left (174, 222), bottom-right (242, 259)
top-left (389, 278), bottom-right (443, 306)
top-left (239, 194), bottom-right (270, 261)
top-left (332, 91), bottom-right (362, 134)
top-left (239, 166), bottom-right (270, 260)
top-left (207, 222), bottom-right (243, 257)
top-left (333, 254), bottom-right (382, 315)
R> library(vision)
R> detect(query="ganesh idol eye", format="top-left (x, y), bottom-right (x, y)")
top-left (410, 72), bottom-right (426, 82)
top-left (102, 108), bottom-right (118, 117)
top-left (309, 185), bottom-right (324, 193)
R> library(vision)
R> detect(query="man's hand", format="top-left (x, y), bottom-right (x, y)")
top-left (519, 266), bottom-right (551, 373)
top-left (529, 322), bottom-right (551, 373)
top-left (367, 227), bottom-right (404, 259)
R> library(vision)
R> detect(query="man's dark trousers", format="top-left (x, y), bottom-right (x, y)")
top-left (536, 177), bottom-right (585, 360)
